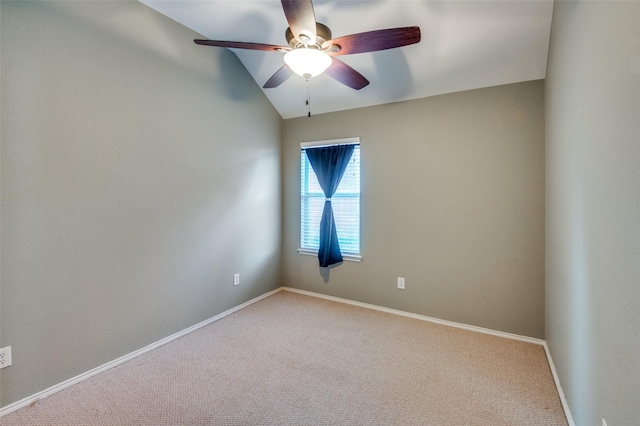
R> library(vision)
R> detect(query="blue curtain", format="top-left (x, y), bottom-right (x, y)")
top-left (305, 144), bottom-right (355, 267)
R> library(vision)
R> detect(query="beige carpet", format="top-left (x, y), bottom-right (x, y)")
top-left (1, 290), bottom-right (567, 425)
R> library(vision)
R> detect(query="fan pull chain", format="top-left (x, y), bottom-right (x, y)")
top-left (306, 78), bottom-right (311, 117)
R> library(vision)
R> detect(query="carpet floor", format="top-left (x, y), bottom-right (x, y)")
top-left (1, 290), bottom-right (567, 425)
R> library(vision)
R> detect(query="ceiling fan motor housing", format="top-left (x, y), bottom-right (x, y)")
top-left (286, 22), bottom-right (333, 50)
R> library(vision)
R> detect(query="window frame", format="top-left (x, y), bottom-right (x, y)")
top-left (298, 137), bottom-right (362, 262)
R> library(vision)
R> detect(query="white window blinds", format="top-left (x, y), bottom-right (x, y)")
top-left (300, 143), bottom-right (360, 255)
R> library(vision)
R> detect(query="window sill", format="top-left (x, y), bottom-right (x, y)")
top-left (297, 248), bottom-right (362, 263)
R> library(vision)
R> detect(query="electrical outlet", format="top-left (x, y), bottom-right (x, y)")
top-left (0, 346), bottom-right (12, 369)
top-left (397, 277), bottom-right (405, 290)
top-left (233, 273), bottom-right (240, 286)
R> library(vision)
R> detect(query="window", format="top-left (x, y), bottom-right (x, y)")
top-left (300, 139), bottom-right (360, 259)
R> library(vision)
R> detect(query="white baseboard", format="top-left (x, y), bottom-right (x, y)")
top-left (543, 342), bottom-right (576, 426)
top-left (281, 286), bottom-right (545, 345)
top-left (0, 287), bottom-right (282, 418)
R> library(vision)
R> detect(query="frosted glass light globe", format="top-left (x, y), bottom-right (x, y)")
top-left (284, 48), bottom-right (332, 79)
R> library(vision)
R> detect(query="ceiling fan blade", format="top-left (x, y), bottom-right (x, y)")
top-left (325, 59), bottom-right (369, 90)
top-left (281, 0), bottom-right (317, 44)
top-left (194, 39), bottom-right (287, 52)
top-left (324, 26), bottom-right (421, 56)
top-left (263, 64), bottom-right (295, 89)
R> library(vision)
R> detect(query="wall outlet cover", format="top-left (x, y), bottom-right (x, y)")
top-left (0, 346), bottom-right (12, 369)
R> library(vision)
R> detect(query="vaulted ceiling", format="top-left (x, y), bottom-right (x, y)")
top-left (140, 0), bottom-right (554, 119)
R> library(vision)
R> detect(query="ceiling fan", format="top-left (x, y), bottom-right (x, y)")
top-left (194, 0), bottom-right (421, 90)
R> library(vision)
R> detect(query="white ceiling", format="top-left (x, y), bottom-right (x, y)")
top-left (140, 0), bottom-right (554, 119)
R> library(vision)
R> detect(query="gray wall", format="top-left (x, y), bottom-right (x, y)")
top-left (545, 1), bottom-right (640, 425)
top-left (282, 81), bottom-right (546, 339)
top-left (0, 1), bottom-right (281, 407)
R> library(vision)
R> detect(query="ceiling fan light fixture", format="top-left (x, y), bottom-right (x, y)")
top-left (284, 48), bottom-right (332, 79)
